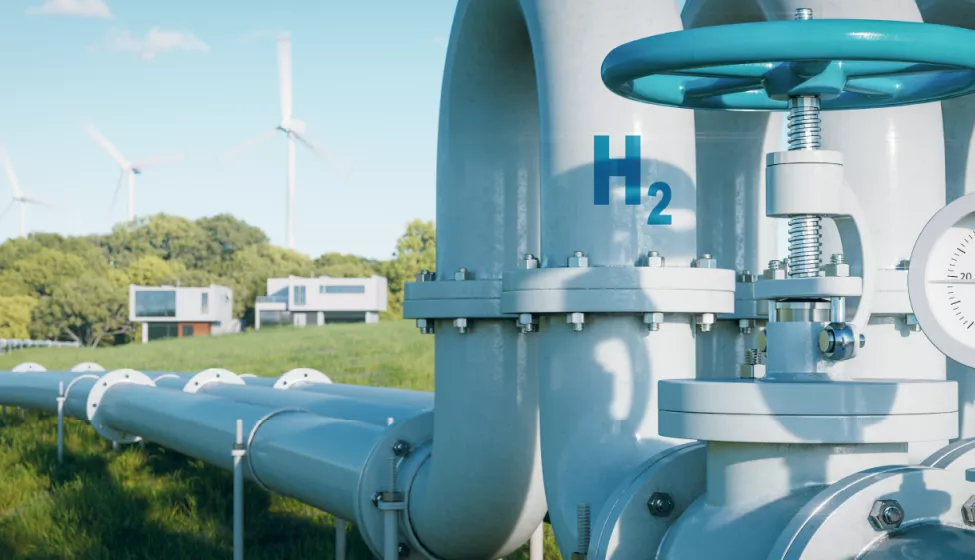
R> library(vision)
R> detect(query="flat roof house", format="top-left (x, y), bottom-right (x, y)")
top-left (129, 284), bottom-right (238, 343)
top-left (254, 275), bottom-right (387, 329)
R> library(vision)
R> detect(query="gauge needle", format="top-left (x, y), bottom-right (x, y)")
top-left (930, 279), bottom-right (975, 284)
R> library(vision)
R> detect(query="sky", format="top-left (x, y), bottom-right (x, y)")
top-left (0, 0), bottom-right (456, 260)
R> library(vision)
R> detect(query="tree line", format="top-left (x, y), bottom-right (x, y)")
top-left (0, 214), bottom-right (435, 346)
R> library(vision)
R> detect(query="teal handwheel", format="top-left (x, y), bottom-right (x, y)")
top-left (601, 19), bottom-right (975, 111)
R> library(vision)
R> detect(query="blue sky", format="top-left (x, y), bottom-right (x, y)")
top-left (0, 0), bottom-right (456, 259)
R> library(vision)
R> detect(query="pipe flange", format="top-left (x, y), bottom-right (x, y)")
top-left (659, 379), bottom-right (957, 444)
top-left (922, 437), bottom-right (975, 472)
top-left (239, 373), bottom-right (258, 379)
top-left (69, 362), bottom-right (106, 373)
top-left (244, 408), bottom-right (307, 492)
top-left (590, 442), bottom-right (705, 559)
top-left (86, 369), bottom-right (155, 444)
top-left (354, 411), bottom-right (433, 560)
top-left (152, 373), bottom-right (181, 383)
top-left (11, 362), bottom-right (46, 373)
top-left (404, 279), bottom-right (504, 319)
top-left (769, 466), bottom-right (975, 559)
top-left (273, 368), bottom-right (332, 390)
top-left (64, 374), bottom-right (100, 402)
top-left (183, 368), bottom-right (243, 394)
top-left (502, 267), bottom-right (735, 314)
top-left (395, 442), bottom-right (438, 560)
top-left (754, 276), bottom-right (862, 301)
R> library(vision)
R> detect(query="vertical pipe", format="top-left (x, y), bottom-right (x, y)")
top-left (529, 524), bottom-right (544, 560)
top-left (335, 518), bottom-right (347, 560)
top-left (233, 418), bottom-right (244, 560)
top-left (383, 509), bottom-right (398, 560)
top-left (521, 1), bottom-right (696, 555)
top-left (56, 381), bottom-right (65, 463)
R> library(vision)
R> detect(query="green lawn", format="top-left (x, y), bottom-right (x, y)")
top-left (0, 321), bottom-right (558, 559)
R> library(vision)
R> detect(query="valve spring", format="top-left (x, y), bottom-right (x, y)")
top-left (788, 217), bottom-right (822, 278)
top-left (577, 503), bottom-right (591, 554)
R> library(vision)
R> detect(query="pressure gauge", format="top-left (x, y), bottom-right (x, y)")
top-left (909, 192), bottom-right (975, 369)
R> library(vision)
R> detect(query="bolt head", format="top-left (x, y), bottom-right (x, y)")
top-left (962, 496), bottom-right (975, 526)
top-left (371, 492), bottom-right (382, 507)
top-left (647, 492), bottom-right (675, 517)
top-left (738, 319), bottom-right (755, 335)
top-left (906, 314), bottom-right (921, 332)
top-left (738, 271), bottom-right (757, 283)
top-left (454, 268), bottom-right (472, 281)
top-left (643, 312), bottom-right (664, 331)
top-left (568, 252), bottom-right (589, 268)
top-left (414, 270), bottom-right (436, 282)
top-left (392, 440), bottom-right (411, 457)
top-left (869, 499), bottom-right (904, 530)
top-left (415, 319), bottom-right (434, 335)
top-left (693, 255), bottom-right (717, 269)
top-left (696, 313), bottom-right (715, 332)
top-left (398, 543), bottom-right (411, 557)
top-left (453, 318), bottom-right (469, 333)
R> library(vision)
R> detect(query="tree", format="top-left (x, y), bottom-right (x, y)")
top-left (384, 220), bottom-right (436, 317)
top-left (314, 252), bottom-right (383, 278)
top-left (0, 296), bottom-right (37, 338)
top-left (125, 255), bottom-right (184, 287)
top-left (9, 249), bottom-right (89, 297)
top-left (196, 214), bottom-right (269, 264)
top-left (31, 272), bottom-right (131, 347)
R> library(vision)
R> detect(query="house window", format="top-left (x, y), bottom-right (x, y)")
top-left (294, 286), bottom-right (306, 305)
top-left (135, 290), bottom-right (177, 318)
top-left (324, 285), bottom-right (366, 294)
top-left (147, 323), bottom-right (178, 340)
top-left (201, 292), bottom-right (209, 314)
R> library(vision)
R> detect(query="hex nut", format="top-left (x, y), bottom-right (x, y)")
top-left (644, 312), bottom-right (664, 331)
top-left (392, 440), bottom-right (411, 456)
top-left (869, 499), bottom-right (904, 531)
top-left (522, 254), bottom-right (540, 270)
top-left (518, 314), bottom-right (538, 333)
top-left (738, 271), bottom-right (758, 283)
top-left (739, 319), bottom-right (755, 335)
top-left (739, 363), bottom-right (767, 380)
top-left (414, 270), bottom-right (436, 282)
top-left (696, 313), bottom-right (715, 332)
top-left (647, 492), bottom-right (675, 517)
top-left (568, 252), bottom-right (589, 268)
top-left (647, 251), bottom-right (666, 268)
top-left (398, 543), bottom-right (411, 557)
top-left (453, 318), bottom-right (469, 334)
top-left (823, 262), bottom-right (851, 278)
top-left (906, 314), bottom-right (921, 332)
top-left (962, 496), bottom-right (975, 526)
top-left (567, 313), bottom-right (585, 332)
top-left (454, 268), bottom-right (472, 281)
top-left (415, 319), bottom-right (434, 335)
top-left (693, 254), bottom-right (717, 269)
top-left (763, 267), bottom-right (787, 280)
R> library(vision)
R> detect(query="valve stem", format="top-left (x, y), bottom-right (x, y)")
top-left (786, 7), bottom-right (823, 279)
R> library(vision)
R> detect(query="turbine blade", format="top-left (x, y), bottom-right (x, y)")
top-left (218, 128), bottom-right (278, 164)
top-left (0, 200), bottom-right (14, 222)
top-left (109, 169), bottom-right (125, 218)
top-left (84, 121), bottom-right (128, 168)
top-left (278, 33), bottom-right (293, 122)
top-left (294, 132), bottom-right (352, 180)
top-left (0, 145), bottom-right (23, 198)
top-left (21, 196), bottom-right (50, 207)
top-left (132, 151), bottom-right (183, 170)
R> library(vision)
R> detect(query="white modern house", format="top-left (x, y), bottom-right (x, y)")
top-left (254, 275), bottom-right (387, 329)
top-left (129, 284), bottom-right (239, 343)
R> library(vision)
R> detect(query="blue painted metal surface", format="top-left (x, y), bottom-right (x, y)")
top-left (601, 20), bottom-right (975, 110)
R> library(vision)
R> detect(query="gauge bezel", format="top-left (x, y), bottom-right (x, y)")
top-left (908, 192), bottom-right (975, 369)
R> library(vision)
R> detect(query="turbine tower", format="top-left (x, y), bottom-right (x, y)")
top-left (0, 145), bottom-right (48, 239)
top-left (221, 33), bottom-right (343, 250)
top-left (84, 122), bottom-right (182, 224)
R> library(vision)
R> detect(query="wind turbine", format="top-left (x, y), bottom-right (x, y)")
top-left (84, 122), bottom-right (182, 224)
top-left (0, 145), bottom-right (48, 239)
top-left (221, 33), bottom-right (344, 250)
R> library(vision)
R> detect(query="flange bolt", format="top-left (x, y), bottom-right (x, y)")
top-left (647, 492), bottom-right (675, 517)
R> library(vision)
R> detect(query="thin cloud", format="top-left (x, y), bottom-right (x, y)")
top-left (26, 0), bottom-right (112, 18)
top-left (95, 28), bottom-right (210, 60)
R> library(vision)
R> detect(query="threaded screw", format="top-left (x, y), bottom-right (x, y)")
top-left (577, 503), bottom-right (591, 555)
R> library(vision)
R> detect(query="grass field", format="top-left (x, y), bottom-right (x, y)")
top-left (0, 321), bottom-right (558, 559)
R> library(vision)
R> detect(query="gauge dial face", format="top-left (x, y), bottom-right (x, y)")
top-left (910, 194), bottom-right (975, 369)
top-left (924, 216), bottom-right (975, 342)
